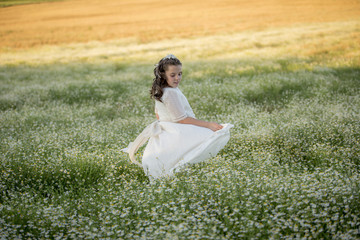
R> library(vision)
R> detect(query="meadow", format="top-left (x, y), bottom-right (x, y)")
top-left (1, 0), bottom-right (360, 239)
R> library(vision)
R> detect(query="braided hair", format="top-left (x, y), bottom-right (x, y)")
top-left (150, 55), bottom-right (182, 102)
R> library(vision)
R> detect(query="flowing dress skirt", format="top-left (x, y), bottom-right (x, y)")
top-left (137, 121), bottom-right (233, 179)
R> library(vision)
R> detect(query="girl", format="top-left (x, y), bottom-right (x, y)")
top-left (122, 54), bottom-right (233, 179)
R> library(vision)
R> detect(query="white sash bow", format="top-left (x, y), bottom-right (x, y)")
top-left (121, 121), bottom-right (161, 166)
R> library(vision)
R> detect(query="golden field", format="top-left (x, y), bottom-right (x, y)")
top-left (1, 0), bottom-right (360, 51)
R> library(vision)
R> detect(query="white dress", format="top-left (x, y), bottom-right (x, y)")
top-left (122, 87), bottom-right (233, 179)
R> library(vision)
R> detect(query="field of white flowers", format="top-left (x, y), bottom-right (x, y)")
top-left (1, 21), bottom-right (359, 239)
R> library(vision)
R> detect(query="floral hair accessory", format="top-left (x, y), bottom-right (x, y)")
top-left (162, 54), bottom-right (177, 60)
top-left (155, 54), bottom-right (178, 67)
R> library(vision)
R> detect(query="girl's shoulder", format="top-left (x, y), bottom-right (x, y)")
top-left (163, 87), bottom-right (181, 96)
top-left (163, 87), bottom-right (180, 92)
top-left (161, 87), bottom-right (182, 102)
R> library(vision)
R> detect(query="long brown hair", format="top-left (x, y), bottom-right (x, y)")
top-left (150, 55), bottom-right (182, 102)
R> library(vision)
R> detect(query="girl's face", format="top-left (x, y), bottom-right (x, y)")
top-left (165, 65), bottom-right (182, 88)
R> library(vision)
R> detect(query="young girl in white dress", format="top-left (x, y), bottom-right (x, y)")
top-left (122, 54), bottom-right (233, 180)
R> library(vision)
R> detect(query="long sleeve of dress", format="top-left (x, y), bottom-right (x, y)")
top-left (162, 88), bottom-right (187, 122)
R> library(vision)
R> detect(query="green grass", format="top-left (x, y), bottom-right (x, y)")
top-left (0, 21), bottom-right (359, 239)
top-left (0, 0), bottom-right (61, 7)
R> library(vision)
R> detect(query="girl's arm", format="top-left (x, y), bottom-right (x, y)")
top-left (162, 89), bottom-right (222, 131)
top-left (178, 117), bottom-right (223, 132)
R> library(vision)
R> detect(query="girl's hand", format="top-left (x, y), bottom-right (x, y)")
top-left (207, 122), bottom-right (223, 131)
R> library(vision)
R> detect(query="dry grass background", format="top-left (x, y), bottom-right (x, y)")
top-left (1, 20), bottom-right (359, 66)
top-left (1, 0), bottom-right (360, 51)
